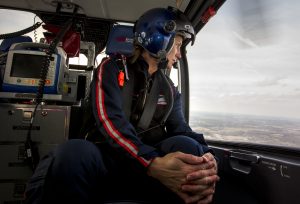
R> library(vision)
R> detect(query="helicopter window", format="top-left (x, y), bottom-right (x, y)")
top-left (69, 54), bottom-right (88, 66)
top-left (169, 66), bottom-right (179, 88)
top-left (0, 9), bottom-right (44, 44)
top-left (188, 0), bottom-right (300, 148)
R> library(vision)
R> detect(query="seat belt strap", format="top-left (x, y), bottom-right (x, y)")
top-left (137, 72), bottom-right (160, 130)
top-left (159, 70), bottom-right (174, 124)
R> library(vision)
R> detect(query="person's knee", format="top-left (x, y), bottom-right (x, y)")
top-left (160, 135), bottom-right (204, 156)
top-left (51, 139), bottom-right (107, 177)
top-left (55, 139), bottom-right (98, 159)
top-left (36, 139), bottom-right (106, 203)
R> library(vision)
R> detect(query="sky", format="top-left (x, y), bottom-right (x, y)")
top-left (187, 0), bottom-right (300, 119)
top-left (0, 0), bottom-right (299, 119)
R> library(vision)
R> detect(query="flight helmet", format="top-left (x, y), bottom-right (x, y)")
top-left (134, 7), bottom-right (195, 59)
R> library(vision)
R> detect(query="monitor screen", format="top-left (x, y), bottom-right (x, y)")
top-left (2, 47), bottom-right (65, 94)
top-left (10, 53), bottom-right (45, 78)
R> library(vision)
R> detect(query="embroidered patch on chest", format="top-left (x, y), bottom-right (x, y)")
top-left (157, 94), bottom-right (167, 105)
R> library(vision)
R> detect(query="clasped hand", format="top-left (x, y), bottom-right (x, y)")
top-left (148, 152), bottom-right (219, 204)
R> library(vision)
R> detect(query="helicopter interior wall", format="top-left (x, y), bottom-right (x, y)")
top-left (209, 144), bottom-right (300, 204)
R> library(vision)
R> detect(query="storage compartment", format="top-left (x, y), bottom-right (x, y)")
top-left (0, 104), bottom-right (70, 203)
top-left (0, 104), bottom-right (70, 143)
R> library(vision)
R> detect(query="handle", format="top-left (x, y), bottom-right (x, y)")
top-left (229, 150), bottom-right (260, 174)
top-left (10, 42), bottom-right (50, 50)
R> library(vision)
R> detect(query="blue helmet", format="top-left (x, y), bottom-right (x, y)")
top-left (134, 7), bottom-right (195, 59)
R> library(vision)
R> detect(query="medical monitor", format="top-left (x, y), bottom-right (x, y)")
top-left (2, 44), bottom-right (66, 94)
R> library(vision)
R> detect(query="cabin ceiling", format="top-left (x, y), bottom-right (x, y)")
top-left (0, 0), bottom-right (225, 53)
top-left (0, 0), bottom-right (191, 22)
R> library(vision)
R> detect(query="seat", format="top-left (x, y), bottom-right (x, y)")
top-left (0, 36), bottom-right (32, 52)
top-left (105, 24), bottom-right (134, 56)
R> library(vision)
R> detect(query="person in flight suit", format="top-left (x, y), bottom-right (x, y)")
top-left (25, 7), bottom-right (219, 204)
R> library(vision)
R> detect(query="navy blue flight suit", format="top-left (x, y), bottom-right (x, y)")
top-left (25, 56), bottom-right (212, 204)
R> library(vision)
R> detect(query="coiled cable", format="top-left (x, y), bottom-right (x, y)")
top-left (25, 5), bottom-right (79, 171)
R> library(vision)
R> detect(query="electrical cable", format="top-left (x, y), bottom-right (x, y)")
top-left (0, 22), bottom-right (42, 40)
top-left (34, 15), bottom-right (39, 42)
top-left (24, 103), bottom-right (40, 171)
top-left (25, 5), bottom-right (79, 171)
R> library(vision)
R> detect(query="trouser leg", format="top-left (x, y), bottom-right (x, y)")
top-left (157, 135), bottom-right (205, 156)
top-left (25, 139), bottom-right (107, 204)
top-left (148, 135), bottom-right (206, 203)
top-left (25, 136), bottom-right (206, 204)
top-left (123, 135), bottom-right (206, 203)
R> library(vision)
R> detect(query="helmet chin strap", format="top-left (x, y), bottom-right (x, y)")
top-left (154, 49), bottom-right (168, 70)
top-left (158, 57), bottom-right (169, 70)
